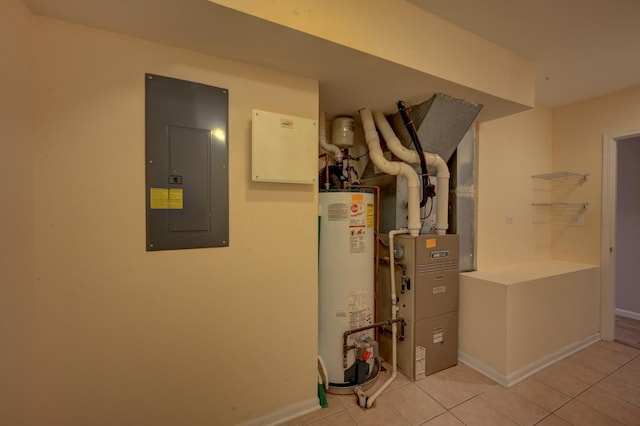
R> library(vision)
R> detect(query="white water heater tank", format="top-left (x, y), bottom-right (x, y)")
top-left (318, 189), bottom-right (375, 386)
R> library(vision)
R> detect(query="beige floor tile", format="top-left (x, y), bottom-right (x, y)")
top-left (346, 396), bottom-right (410, 426)
top-left (533, 365), bottom-right (592, 397)
top-left (279, 417), bottom-right (302, 426)
top-left (379, 383), bottom-right (445, 425)
top-left (593, 375), bottom-right (640, 406)
top-left (549, 357), bottom-right (606, 385)
top-left (610, 363), bottom-right (640, 387)
top-left (582, 341), bottom-right (638, 365)
top-left (479, 387), bottom-right (549, 426)
top-left (568, 350), bottom-right (621, 375)
top-left (298, 393), bottom-right (345, 425)
top-left (555, 399), bottom-right (624, 425)
top-left (577, 386), bottom-right (640, 425)
top-left (421, 412), bottom-right (465, 425)
top-left (449, 396), bottom-right (518, 426)
top-left (601, 340), bottom-right (640, 357)
top-left (625, 355), bottom-right (640, 372)
top-left (511, 377), bottom-right (571, 412)
top-left (305, 411), bottom-right (356, 426)
top-left (367, 365), bottom-right (412, 396)
top-left (328, 369), bottom-right (412, 410)
top-left (415, 364), bottom-right (498, 409)
top-left (535, 414), bottom-right (572, 425)
top-left (334, 392), bottom-right (360, 410)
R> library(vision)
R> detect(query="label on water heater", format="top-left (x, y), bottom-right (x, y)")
top-left (328, 203), bottom-right (348, 221)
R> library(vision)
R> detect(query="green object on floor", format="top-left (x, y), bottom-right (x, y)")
top-left (317, 381), bottom-right (328, 408)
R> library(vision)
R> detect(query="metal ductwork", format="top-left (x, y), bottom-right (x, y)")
top-left (388, 93), bottom-right (482, 163)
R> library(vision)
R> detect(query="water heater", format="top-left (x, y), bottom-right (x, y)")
top-left (318, 189), bottom-right (377, 388)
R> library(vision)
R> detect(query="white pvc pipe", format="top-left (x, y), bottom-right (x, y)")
top-left (361, 228), bottom-right (408, 408)
top-left (373, 111), bottom-right (450, 235)
top-left (360, 108), bottom-right (421, 237)
top-left (319, 111), bottom-right (343, 161)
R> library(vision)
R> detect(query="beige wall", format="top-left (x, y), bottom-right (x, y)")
top-left (0, 0), bottom-right (34, 424)
top-left (461, 262), bottom-right (600, 383)
top-left (553, 85), bottom-right (640, 264)
top-left (476, 108), bottom-right (553, 269)
top-left (24, 15), bottom-right (318, 425)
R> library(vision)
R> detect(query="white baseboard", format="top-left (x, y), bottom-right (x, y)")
top-left (459, 333), bottom-right (601, 388)
top-left (238, 397), bottom-right (319, 426)
top-left (616, 308), bottom-right (640, 321)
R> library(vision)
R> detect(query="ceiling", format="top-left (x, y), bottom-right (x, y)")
top-left (407, 0), bottom-right (640, 108)
top-left (23, 0), bottom-right (531, 121)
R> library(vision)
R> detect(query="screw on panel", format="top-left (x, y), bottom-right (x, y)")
top-left (149, 243), bottom-right (154, 248)
top-left (148, 160), bottom-right (154, 164)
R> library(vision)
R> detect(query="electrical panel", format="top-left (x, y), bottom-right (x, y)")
top-left (145, 74), bottom-right (229, 251)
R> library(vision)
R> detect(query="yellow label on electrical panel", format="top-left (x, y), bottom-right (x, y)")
top-left (366, 204), bottom-right (374, 228)
top-left (150, 188), bottom-right (183, 209)
top-left (426, 238), bottom-right (437, 249)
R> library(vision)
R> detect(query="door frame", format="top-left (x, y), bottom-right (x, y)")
top-left (601, 128), bottom-right (640, 341)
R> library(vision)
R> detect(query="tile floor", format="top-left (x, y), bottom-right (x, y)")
top-left (287, 340), bottom-right (640, 425)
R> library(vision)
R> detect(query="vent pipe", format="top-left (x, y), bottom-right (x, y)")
top-left (319, 111), bottom-right (343, 161)
top-left (373, 111), bottom-right (450, 235)
top-left (359, 108), bottom-right (421, 237)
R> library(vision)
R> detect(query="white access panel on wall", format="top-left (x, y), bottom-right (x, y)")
top-left (252, 109), bottom-right (317, 184)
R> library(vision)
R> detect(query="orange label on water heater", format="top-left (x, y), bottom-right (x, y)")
top-left (351, 193), bottom-right (364, 203)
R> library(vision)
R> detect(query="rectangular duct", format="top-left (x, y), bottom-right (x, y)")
top-left (387, 93), bottom-right (482, 163)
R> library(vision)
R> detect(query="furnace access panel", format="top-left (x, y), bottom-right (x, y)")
top-left (379, 234), bottom-right (459, 380)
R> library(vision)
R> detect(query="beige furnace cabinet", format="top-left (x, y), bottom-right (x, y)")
top-left (379, 234), bottom-right (459, 380)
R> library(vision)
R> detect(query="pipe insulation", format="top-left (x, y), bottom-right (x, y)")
top-left (360, 109), bottom-right (421, 237)
top-left (319, 111), bottom-right (343, 161)
top-left (373, 111), bottom-right (450, 235)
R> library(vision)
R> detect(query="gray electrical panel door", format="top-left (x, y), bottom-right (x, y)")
top-left (145, 74), bottom-right (229, 251)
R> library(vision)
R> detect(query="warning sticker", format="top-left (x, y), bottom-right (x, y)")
top-left (347, 290), bottom-right (372, 336)
top-left (328, 203), bottom-right (348, 221)
top-left (349, 228), bottom-right (366, 253)
top-left (426, 238), bottom-right (437, 249)
top-left (366, 204), bottom-right (374, 228)
top-left (150, 188), bottom-right (183, 209)
top-left (351, 193), bottom-right (364, 204)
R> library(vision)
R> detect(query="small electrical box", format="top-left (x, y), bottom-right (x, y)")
top-left (251, 109), bottom-right (317, 184)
